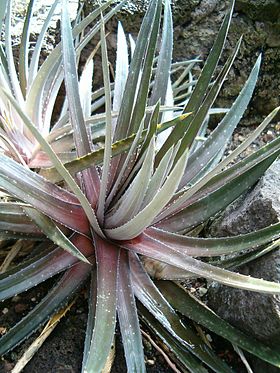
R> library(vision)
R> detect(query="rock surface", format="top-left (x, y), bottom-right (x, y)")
top-left (207, 159), bottom-right (280, 372)
top-left (84, 0), bottom-right (280, 124)
top-left (209, 158), bottom-right (280, 237)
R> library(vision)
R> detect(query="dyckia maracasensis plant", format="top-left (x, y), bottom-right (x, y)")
top-left (1, 0), bottom-right (280, 372)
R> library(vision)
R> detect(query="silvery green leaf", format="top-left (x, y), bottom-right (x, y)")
top-left (125, 233), bottom-right (280, 294)
top-left (113, 22), bottom-right (129, 114)
top-left (97, 10), bottom-right (113, 223)
top-left (158, 281), bottom-right (280, 368)
top-left (105, 137), bottom-right (155, 228)
top-left (83, 236), bottom-right (119, 373)
top-left (19, 0), bottom-right (35, 96)
top-left (179, 54), bottom-right (262, 188)
top-left (79, 59), bottom-right (94, 119)
top-left (156, 0), bottom-right (235, 164)
top-left (130, 253), bottom-right (234, 372)
top-left (117, 250), bottom-right (146, 373)
top-left (105, 150), bottom-right (188, 240)
top-left (147, 222), bottom-right (280, 257)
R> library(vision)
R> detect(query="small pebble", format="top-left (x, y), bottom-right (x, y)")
top-left (263, 130), bottom-right (275, 142)
top-left (143, 339), bottom-right (152, 352)
top-left (198, 287), bottom-right (208, 296)
top-left (0, 326), bottom-right (7, 335)
top-left (14, 304), bottom-right (28, 313)
top-left (146, 359), bottom-right (155, 366)
top-left (3, 361), bottom-right (14, 372)
top-left (2, 308), bottom-right (8, 314)
top-left (238, 135), bottom-right (245, 141)
top-left (206, 334), bottom-right (213, 342)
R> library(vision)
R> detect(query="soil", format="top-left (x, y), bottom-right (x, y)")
top-left (0, 276), bottom-right (183, 373)
top-left (0, 274), bottom-right (249, 373)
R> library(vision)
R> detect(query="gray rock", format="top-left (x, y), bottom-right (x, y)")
top-left (209, 158), bottom-right (280, 237)
top-left (208, 252), bottom-right (280, 343)
top-left (207, 159), bottom-right (280, 371)
top-left (236, 0), bottom-right (280, 22)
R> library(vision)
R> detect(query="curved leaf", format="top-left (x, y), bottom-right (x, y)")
top-left (157, 135), bottom-right (280, 227)
top-left (146, 222), bottom-right (280, 257)
top-left (106, 137), bottom-right (155, 228)
top-left (124, 233), bottom-right (280, 294)
top-left (159, 151), bottom-right (279, 233)
top-left (23, 206), bottom-right (90, 264)
top-left (138, 303), bottom-right (208, 373)
top-left (96, 10), bottom-right (113, 222)
top-left (61, 0), bottom-right (100, 207)
top-left (0, 202), bottom-right (41, 234)
top-left (0, 86), bottom-right (103, 237)
top-left (179, 53), bottom-right (261, 188)
top-left (19, 0), bottom-right (35, 95)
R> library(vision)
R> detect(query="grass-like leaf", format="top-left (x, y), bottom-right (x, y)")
top-left (97, 9), bottom-right (113, 223)
top-left (112, 22), bottom-right (128, 115)
top-left (113, 0), bottom-right (161, 142)
top-left (4, 0), bottom-right (24, 106)
top-left (117, 250), bottom-right (146, 373)
top-left (61, 0), bottom-right (101, 207)
top-left (149, 0), bottom-right (173, 108)
top-left (18, 0), bottom-right (35, 96)
top-left (28, 0), bottom-right (60, 88)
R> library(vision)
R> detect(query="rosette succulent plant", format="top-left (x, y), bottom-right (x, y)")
top-left (0, 0), bottom-right (280, 372)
